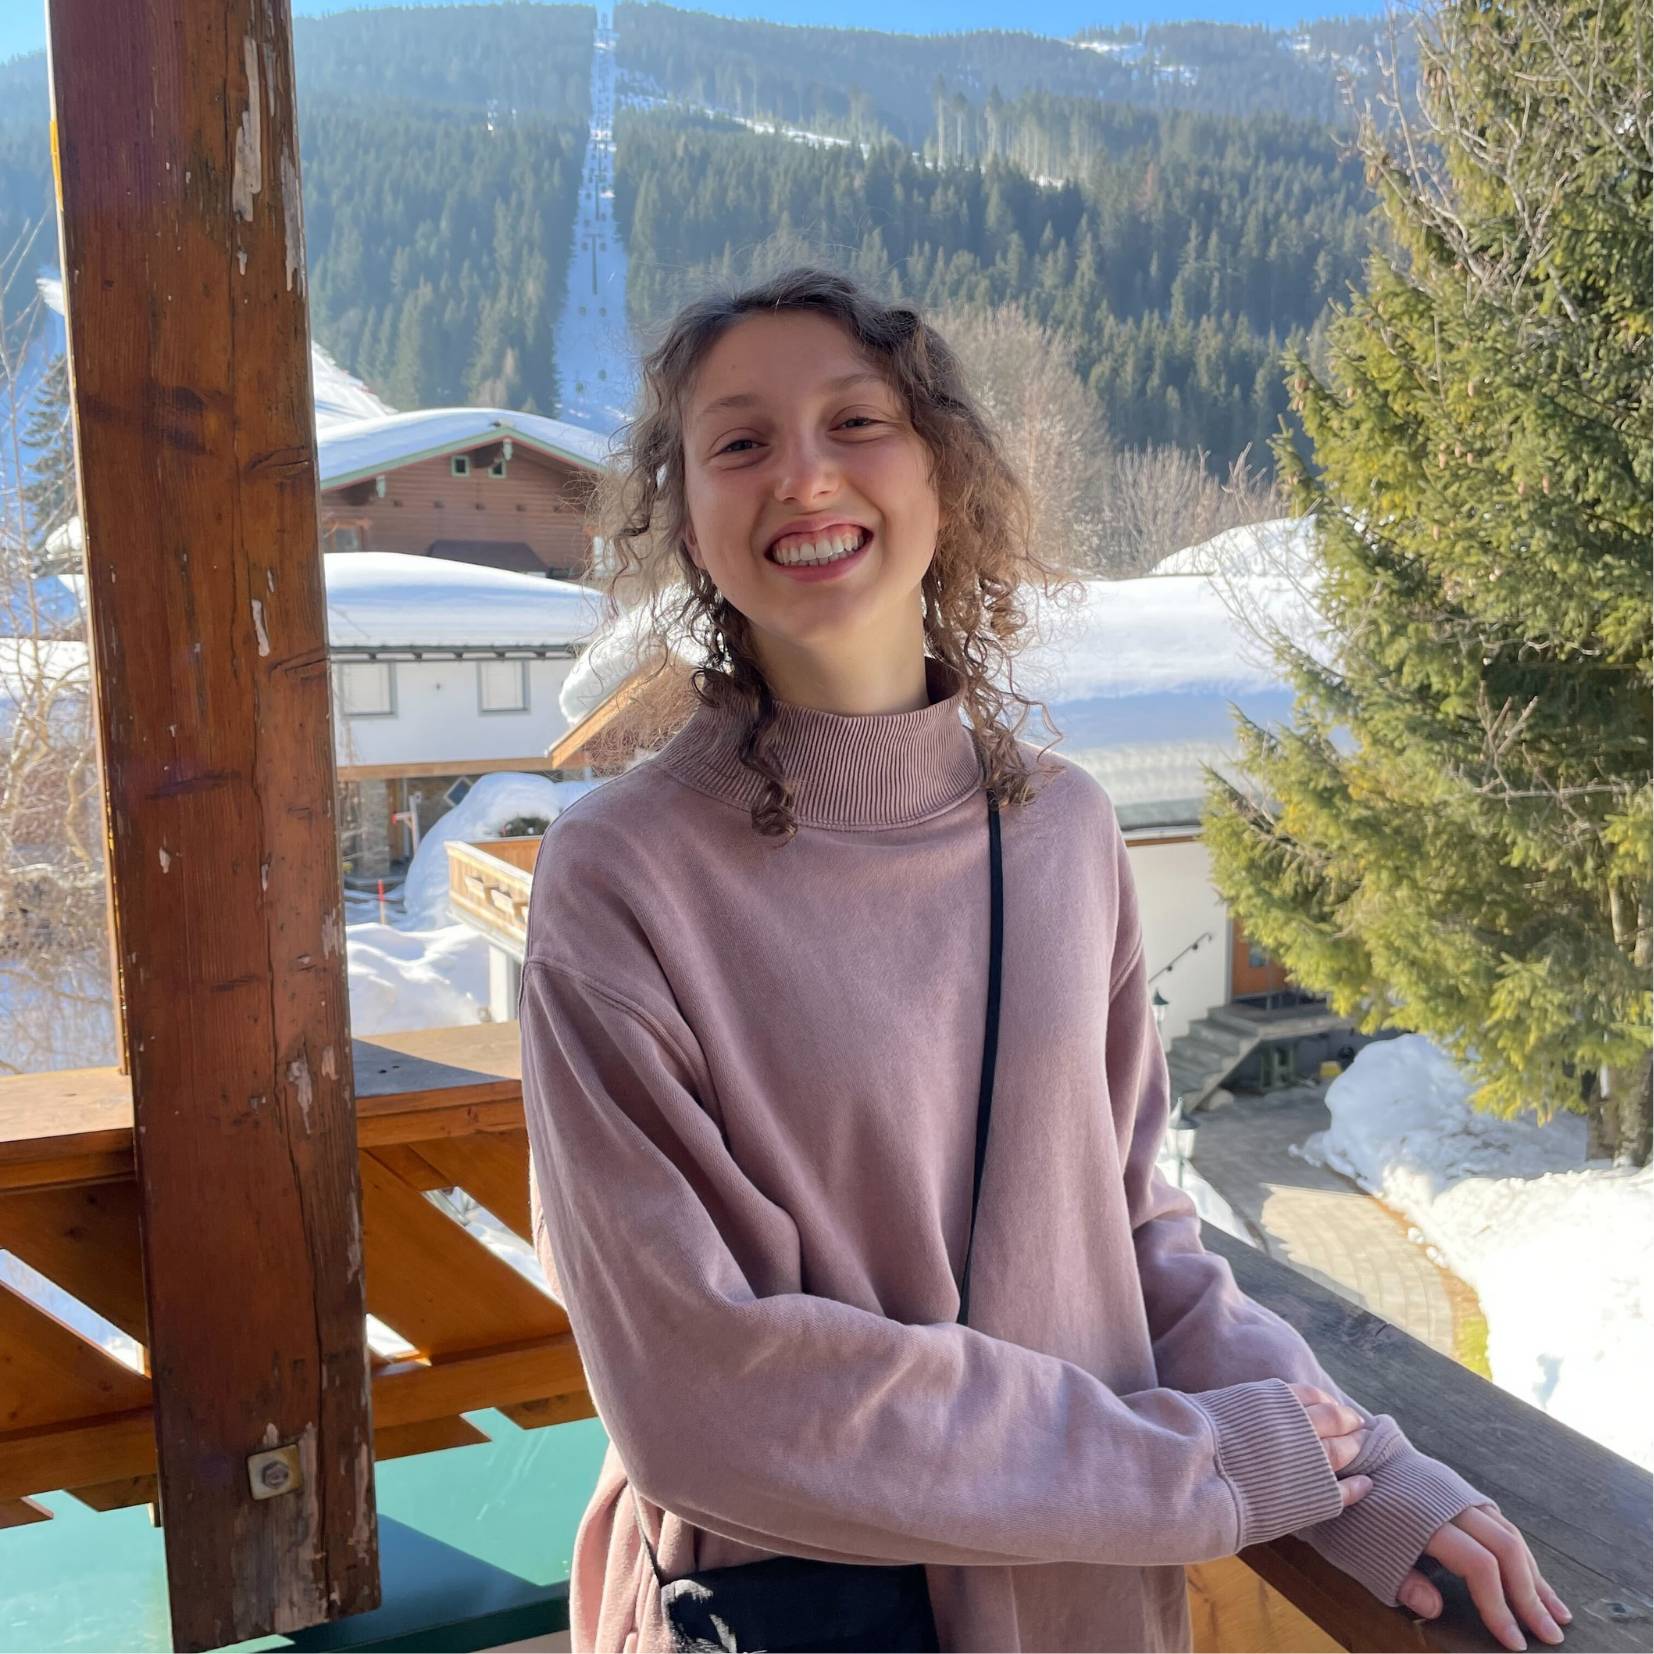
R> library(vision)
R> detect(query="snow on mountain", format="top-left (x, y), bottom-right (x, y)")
top-left (312, 340), bottom-right (395, 428)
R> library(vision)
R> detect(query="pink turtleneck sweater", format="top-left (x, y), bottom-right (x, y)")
top-left (519, 655), bottom-right (1490, 1653)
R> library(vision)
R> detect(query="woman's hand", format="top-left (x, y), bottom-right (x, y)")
top-left (1395, 1503), bottom-right (1572, 1651)
top-left (1285, 1383), bottom-right (1374, 1508)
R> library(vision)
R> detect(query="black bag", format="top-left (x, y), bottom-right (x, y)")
top-left (628, 789), bottom-right (1005, 1654)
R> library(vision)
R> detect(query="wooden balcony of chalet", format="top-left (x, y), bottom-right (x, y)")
top-left (7, 0), bottom-right (1647, 1647)
top-left (3, 1024), bottom-right (1650, 1651)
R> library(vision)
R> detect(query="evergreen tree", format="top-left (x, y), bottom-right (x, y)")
top-left (22, 352), bottom-right (76, 572)
top-left (1201, 0), bottom-right (1652, 1163)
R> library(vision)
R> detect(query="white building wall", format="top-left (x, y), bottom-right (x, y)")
top-left (333, 657), bottom-right (578, 769)
top-left (1123, 837), bottom-right (1231, 1047)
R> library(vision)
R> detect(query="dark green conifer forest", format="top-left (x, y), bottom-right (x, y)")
top-left (1, 1), bottom-right (1412, 472)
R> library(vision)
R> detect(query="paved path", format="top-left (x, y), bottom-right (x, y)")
top-left (1188, 1081), bottom-right (1481, 1363)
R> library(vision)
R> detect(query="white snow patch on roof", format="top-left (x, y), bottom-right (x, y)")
top-left (318, 407), bottom-right (616, 485)
top-left (557, 595), bottom-right (695, 726)
top-left (324, 551), bottom-right (605, 650)
top-left (1151, 516), bottom-right (1319, 577)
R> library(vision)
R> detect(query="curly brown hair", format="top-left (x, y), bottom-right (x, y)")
top-left (578, 263), bottom-right (1085, 841)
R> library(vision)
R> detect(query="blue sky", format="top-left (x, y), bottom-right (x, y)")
top-left (4, 0), bottom-right (1387, 68)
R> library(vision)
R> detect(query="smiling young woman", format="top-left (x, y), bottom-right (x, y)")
top-left (521, 267), bottom-right (1560, 1654)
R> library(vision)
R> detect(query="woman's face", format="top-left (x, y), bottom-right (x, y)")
top-left (679, 310), bottom-right (940, 675)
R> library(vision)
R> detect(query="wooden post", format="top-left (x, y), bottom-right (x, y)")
top-left (44, 0), bottom-right (380, 1645)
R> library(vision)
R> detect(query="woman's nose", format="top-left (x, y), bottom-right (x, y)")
top-left (768, 430), bottom-right (842, 494)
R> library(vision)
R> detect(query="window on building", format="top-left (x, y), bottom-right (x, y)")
top-left (450, 455), bottom-right (471, 477)
top-left (478, 658), bottom-right (528, 714)
top-left (489, 456), bottom-right (508, 478)
top-left (327, 522), bottom-right (364, 552)
top-left (1248, 941), bottom-right (1271, 969)
top-left (336, 660), bottom-right (396, 717)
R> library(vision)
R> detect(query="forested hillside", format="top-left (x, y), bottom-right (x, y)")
top-left (300, 97), bottom-right (583, 410)
top-left (616, 103), bottom-right (1371, 464)
top-left (291, 2), bottom-right (591, 114)
top-left (2, 0), bottom-right (1399, 471)
top-left (614, 0), bottom-right (1415, 145)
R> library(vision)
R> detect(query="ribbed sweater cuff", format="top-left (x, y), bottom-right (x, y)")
top-left (1294, 1441), bottom-right (1491, 1607)
top-left (1187, 1377), bottom-right (1345, 1551)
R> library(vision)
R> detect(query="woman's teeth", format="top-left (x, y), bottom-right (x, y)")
top-left (769, 529), bottom-right (868, 567)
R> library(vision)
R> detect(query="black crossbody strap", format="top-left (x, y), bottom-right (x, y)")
top-left (631, 787), bottom-right (1004, 1589)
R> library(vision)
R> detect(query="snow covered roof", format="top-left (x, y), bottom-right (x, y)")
top-left (323, 552), bottom-right (604, 650)
top-left (989, 549), bottom-right (1321, 828)
top-left (317, 408), bottom-right (615, 489)
top-left (1151, 516), bottom-right (1319, 577)
top-left (0, 637), bottom-right (90, 731)
top-left (19, 554), bottom-right (606, 653)
top-left (559, 519), bottom-right (1333, 825)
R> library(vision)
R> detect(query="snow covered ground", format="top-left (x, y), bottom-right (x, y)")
top-left (1297, 1035), bottom-right (1654, 1471)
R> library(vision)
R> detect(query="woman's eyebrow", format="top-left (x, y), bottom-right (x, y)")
top-left (693, 370), bottom-right (889, 424)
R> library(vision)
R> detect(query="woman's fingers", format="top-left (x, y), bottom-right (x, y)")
top-left (1338, 1474), bottom-right (1373, 1509)
top-left (1396, 1567), bottom-right (1441, 1619)
top-left (1323, 1428), bottom-right (1370, 1473)
top-left (1426, 1521), bottom-right (1526, 1650)
top-left (1475, 1508), bottom-right (1573, 1627)
top-left (1455, 1507), bottom-right (1568, 1646)
top-left (1425, 1512), bottom-right (1566, 1650)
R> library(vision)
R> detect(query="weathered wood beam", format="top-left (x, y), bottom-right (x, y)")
top-left (44, 0), bottom-right (378, 1644)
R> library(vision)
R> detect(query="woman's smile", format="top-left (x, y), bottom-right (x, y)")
top-left (764, 528), bottom-right (875, 582)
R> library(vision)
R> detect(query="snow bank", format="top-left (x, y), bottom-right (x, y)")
top-left (346, 920), bottom-right (494, 1036)
top-left (1296, 1034), bottom-right (1654, 1469)
top-left (399, 769), bottom-right (601, 929)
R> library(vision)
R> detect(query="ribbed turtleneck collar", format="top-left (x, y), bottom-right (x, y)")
top-left (654, 655), bottom-right (985, 830)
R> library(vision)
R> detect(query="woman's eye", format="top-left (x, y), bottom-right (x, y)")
top-left (715, 418), bottom-right (880, 457)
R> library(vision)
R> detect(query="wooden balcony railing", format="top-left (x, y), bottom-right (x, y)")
top-left (0, 1025), bottom-right (592, 1532)
top-left (446, 837), bottom-right (540, 961)
top-left (1, 1025), bottom-right (1648, 1651)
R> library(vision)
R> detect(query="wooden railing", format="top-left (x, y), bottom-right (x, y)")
top-left (0, 1025), bottom-right (593, 1531)
top-left (446, 836), bottom-right (539, 958)
top-left (1, 1026), bottom-right (1648, 1651)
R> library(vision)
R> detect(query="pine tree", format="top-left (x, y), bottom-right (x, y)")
top-left (1201, 0), bottom-right (1652, 1163)
top-left (22, 352), bottom-right (76, 572)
